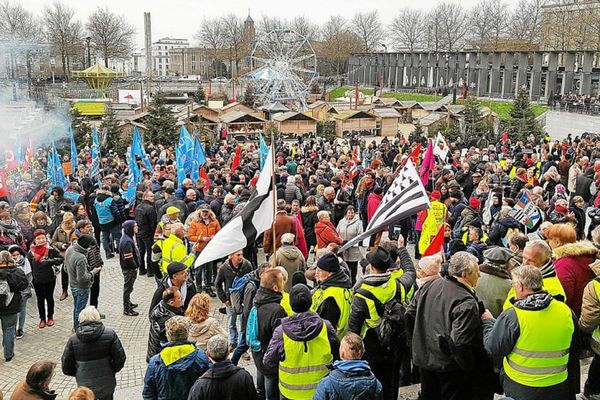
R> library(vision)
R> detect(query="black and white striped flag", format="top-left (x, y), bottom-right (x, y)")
top-left (339, 159), bottom-right (431, 252)
top-left (194, 146), bottom-right (275, 266)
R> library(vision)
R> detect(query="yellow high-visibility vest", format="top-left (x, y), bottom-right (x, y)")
top-left (311, 285), bottom-right (352, 338)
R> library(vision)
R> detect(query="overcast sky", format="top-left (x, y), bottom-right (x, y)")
top-left (21, 0), bottom-right (513, 49)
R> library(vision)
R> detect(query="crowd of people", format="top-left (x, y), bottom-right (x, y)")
top-left (2, 131), bottom-right (600, 400)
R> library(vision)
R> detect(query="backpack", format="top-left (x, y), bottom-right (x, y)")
top-left (0, 277), bottom-right (14, 307)
top-left (356, 288), bottom-right (405, 351)
top-left (246, 306), bottom-right (261, 352)
top-left (228, 274), bottom-right (256, 315)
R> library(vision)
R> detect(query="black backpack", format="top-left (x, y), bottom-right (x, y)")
top-left (357, 287), bottom-right (406, 351)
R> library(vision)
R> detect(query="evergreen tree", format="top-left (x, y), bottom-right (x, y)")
top-left (241, 84), bottom-right (255, 108)
top-left (145, 92), bottom-right (178, 146)
top-left (463, 97), bottom-right (484, 138)
top-left (440, 120), bottom-right (462, 143)
top-left (409, 122), bottom-right (425, 145)
top-left (194, 85), bottom-right (206, 104)
top-left (508, 88), bottom-right (543, 141)
top-left (70, 108), bottom-right (92, 148)
top-left (101, 107), bottom-right (127, 155)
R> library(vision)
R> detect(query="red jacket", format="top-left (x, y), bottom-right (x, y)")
top-left (553, 241), bottom-right (598, 317)
top-left (367, 192), bottom-right (383, 222)
top-left (315, 220), bottom-right (343, 249)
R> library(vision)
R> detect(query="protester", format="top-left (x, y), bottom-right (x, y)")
top-left (336, 206), bottom-right (363, 284)
top-left (188, 204), bottom-right (220, 296)
top-left (147, 287), bottom-right (184, 361)
top-left (61, 306), bottom-right (126, 399)
top-left (185, 293), bottom-right (228, 351)
top-left (0, 250), bottom-right (27, 361)
top-left (9, 245), bottom-right (32, 339)
top-left (159, 223), bottom-right (194, 275)
top-left (10, 361), bottom-right (57, 400)
top-left (150, 262), bottom-right (196, 315)
top-left (118, 220), bottom-right (141, 317)
top-left (274, 233), bottom-right (305, 292)
top-left (135, 191), bottom-right (158, 277)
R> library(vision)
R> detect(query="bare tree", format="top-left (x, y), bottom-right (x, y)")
top-left (86, 7), bottom-right (135, 66)
top-left (0, 1), bottom-right (39, 42)
top-left (44, 1), bottom-right (83, 78)
top-left (388, 8), bottom-right (426, 51)
top-left (431, 1), bottom-right (469, 51)
top-left (220, 14), bottom-right (246, 78)
top-left (470, 0), bottom-right (509, 46)
top-left (350, 11), bottom-right (384, 52)
top-left (510, 0), bottom-right (546, 44)
top-left (257, 15), bottom-right (285, 36)
top-left (291, 16), bottom-right (320, 41)
top-left (318, 16), bottom-right (362, 76)
top-left (195, 18), bottom-right (225, 78)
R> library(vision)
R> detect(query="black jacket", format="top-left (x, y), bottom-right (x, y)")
top-left (313, 268), bottom-right (352, 332)
top-left (214, 258), bottom-right (254, 303)
top-left (28, 247), bottom-right (63, 284)
top-left (406, 276), bottom-right (486, 373)
top-left (251, 287), bottom-right (287, 376)
top-left (135, 200), bottom-right (157, 239)
top-left (0, 265), bottom-right (27, 315)
top-left (149, 276), bottom-right (197, 317)
top-left (147, 301), bottom-right (183, 361)
top-left (487, 217), bottom-right (521, 246)
top-left (61, 321), bottom-right (126, 399)
top-left (575, 168), bottom-right (595, 203)
top-left (187, 360), bottom-right (258, 400)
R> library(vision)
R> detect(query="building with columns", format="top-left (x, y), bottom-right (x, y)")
top-left (347, 51), bottom-right (600, 101)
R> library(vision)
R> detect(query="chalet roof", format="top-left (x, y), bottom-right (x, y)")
top-left (260, 102), bottom-right (290, 112)
top-left (307, 100), bottom-right (327, 109)
top-left (418, 112), bottom-right (448, 126)
top-left (273, 111), bottom-right (317, 122)
top-left (118, 120), bottom-right (147, 130)
top-left (333, 110), bottom-right (376, 121)
top-left (372, 108), bottom-right (402, 118)
top-left (220, 110), bottom-right (266, 124)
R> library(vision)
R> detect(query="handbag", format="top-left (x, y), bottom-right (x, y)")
top-left (52, 264), bottom-right (62, 276)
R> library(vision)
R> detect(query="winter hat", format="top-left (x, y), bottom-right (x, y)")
top-left (316, 253), bottom-right (340, 273)
top-left (469, 197), bottom-right (481, 209)
top-left (289, 283), bottom-right (312, 313)
top-left (483, 247), bottom-right (514, 266)
top-left (431, 190), bottom-right (441, 200)
top-left (175, 188), bottom-right (185, 200)
top-left (366, 246), bottom-right (391, 272)
top-left (33, 229), bottom-right (47, 239)
top-left (78, 235), bottom-right (95, 249)
top-left (281, 233), bottom-right (295, 245)
top-left (167, 262), bottom-right (187, 278)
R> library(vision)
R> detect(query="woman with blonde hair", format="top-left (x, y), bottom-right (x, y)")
top-left (185, 293), bottom-right (227, 351)
top-left (68, 386), bottom-right (95, 400)
top-left (51, 211), bottom-right (76, 301)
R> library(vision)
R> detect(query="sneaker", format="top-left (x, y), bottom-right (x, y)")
top-left (106, 254), bottom-right (114, 259)
top-left (38, 320), bottom-right (46, 329)
top-left (47, 319), bottom-right (55, 327)
top-left (5, 355), bottom-right (13, 362)
top-left (123, 310), bottom-right (139, 316)
top-left (130, 303), bottom-right (139, 309)
top-left (139, 269), bottom-right (147, 276)
top-left (16, 330), bottom-right (23, 339)
top-left (242, 352), bottom-right (251, 361)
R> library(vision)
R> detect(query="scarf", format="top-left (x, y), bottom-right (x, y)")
top-left (554, 204), bottom-right (568, 215)
top-left (30, 243), bottom-right (49, 263)
top-left (0, 219), bottom-right (21, 241)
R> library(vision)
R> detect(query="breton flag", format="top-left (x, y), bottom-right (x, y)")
top-left (339, 159), bottom-right (430, 252)
top-left (509, 191), bottom-right (542, 230)
top-left (481, 191), bottom-right (495, 226)
top-left (195, 145), bottom-right (275, 266)
top-left (433, 132), bottom-right (449, 160)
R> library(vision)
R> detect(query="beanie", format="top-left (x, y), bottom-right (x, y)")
top-left (77, 235), bottom-right (95, 249)
top-left (469, 197), bottom-right (481, 209)
top-left (316, 253), bottom-right (340, 273)
top-left (431, 190), bottom-right (441, 200)
top-left (33, 229), bottom-right (47, 239)
top-left (289, 284), bottom-right (312, 313)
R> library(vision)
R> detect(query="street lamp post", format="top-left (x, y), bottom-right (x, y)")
top-left (85, 36), bottom-right (91, 68)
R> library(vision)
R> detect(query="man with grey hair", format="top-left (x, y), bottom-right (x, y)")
top-left (187, 335), bottom-right (257, 400)
top-left (482, 265), bottom-right (578, 400)
top-left (502, 239), bottom-right (566, 311)
top-left (143, 316), bottom-right (209, 400)
top-left (61, 306), bottom-right (126, 400)
top-left (275, 233), bottom-right (306, 292)
top-left (406, 251), bottom-right (493, 399)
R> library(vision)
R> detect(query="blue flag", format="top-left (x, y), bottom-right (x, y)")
top-left (176, 125), bottom-right (194, 185)
top-left (70, 127), bottom-right (78, 174)
top-left (190, 136), bottom-right (207, 183)
top-left (47, 151), bottom-right (54, 183)
top-left (259, 134), bottom-right (269, 169)
top-left (132, 127), bottom-right (153, 172)
top-left (52, 142), bottom-right (67, 188)
top-left (124, 137), bottom-right (140, 204)
top-left (90, 126), bottom-right (100, 178)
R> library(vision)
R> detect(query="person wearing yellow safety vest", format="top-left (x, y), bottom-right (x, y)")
top-left (503, 240), bottom-right (566, 311)
top-left (483, 265), bottom-right (578, 400)
top-left (418, 191), bottom-right (447, 255)
top-left (311, 253), bottom-right (353, 338)
top-left (250, 268), bottom-right (288, 400)
top-left (263, 284), bottom-right (339, 400)
top-left (160, 223), bottom-right (194, 275)
top-left (579, 258), bottom-right (600, 399)
top-left (348, 245), bottom-right (415, 400)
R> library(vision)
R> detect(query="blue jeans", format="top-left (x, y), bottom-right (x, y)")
top-left (17, 298), bottom-right (27, 331)
top-left (225, 306), bottom-right (239, 346)
top-left (71, 287), bottom-right (90, 331)
top-left (101, 224), bottom-right (122, 257)
top-left (0, 313), bottom-right (17, 360)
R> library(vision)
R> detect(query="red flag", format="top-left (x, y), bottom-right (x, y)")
top-left (348, 160), bottom-right (358, 182)
top-left (200, 166), bottom-right (210, 191)
top-left (422, 224), bottom-right (445, 257)
top-left (4, 150), bottom-right (18, 172)
top-left (419, 139), bottom-right (435, 186)
top-left (352, 145), bottom-right (361, 162)
top-left (23, 138), bottom-right (34, 172)
top-left (501, 131), bottom-right (508, 142)
top-left (231, 146), bottom-right (242, 171)
top-left (403, 143), bottom-right (422, 166)
top-left (0, 170), bottom-right (8, 198)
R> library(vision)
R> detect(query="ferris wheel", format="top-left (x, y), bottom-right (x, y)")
top-left (248, 29), bottom-right (317, 109)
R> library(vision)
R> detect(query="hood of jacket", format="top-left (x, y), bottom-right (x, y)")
top-left (319, 268), bottom-right (353, 290)
top-left (122, 220), bottom-right (136, 237)
top-left (281, 311), bottom-right (325, 342)
top-left (590, 258), bottom-right (600, 277)
top-left (70, 242), bottom-right (88, 256)
top-left (497, 217), bottom-right (521, 229)
top-left (367, 192), bottom-right (382, 203)
top-left (0, 265), bottom-right (17, 280)
top-left (513, 291), bottom-right (553, 311)
top-left (315, 220), bottom-right (336, 234)
top-left (553, 240), bottom-right (598, 260)
top-left (328, 360), bottom-right (379, 399)
top-left (253, 287), bottom-right (283, 307)
top-left (332, 359), bottom-right (373, 375)
top-left (76, 321), bottom-right (105, 343)
top-left (159, 341), bottom-right (198, 367)
top-left (201, 360), bottom-right (242, 379)
top-left (96, 191), bottom-right (112, 202)
top-left (278, 245), bottom-right (302, 261)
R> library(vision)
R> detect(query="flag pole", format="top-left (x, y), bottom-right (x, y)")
top-left (270, 132), bottom-right (277, 267)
